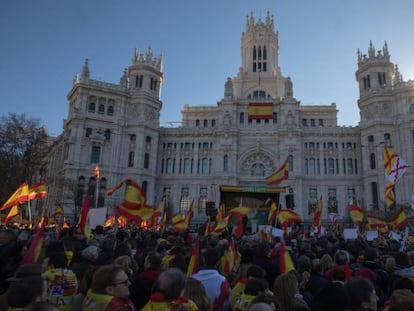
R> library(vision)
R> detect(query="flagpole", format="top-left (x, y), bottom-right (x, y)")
top-left (27, 200), bottom-right (32, 222)
top-left (94, 165), bottom-right (100, 209)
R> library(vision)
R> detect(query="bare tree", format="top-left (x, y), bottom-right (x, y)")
top-left (0, 113), bottom-right (48, 204)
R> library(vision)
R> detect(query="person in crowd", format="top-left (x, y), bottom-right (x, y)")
top-left (114, 255), bottom-right (135, 278)
top-left (387, 288), bottom-right (414, 311)
top-left (71, 245), bottom-right (99, 282)
top-left (311, 281), bottom-right (350, 311)
top-left (42, 241), bottom-right (78, 310)
top-left (82, 264), bottom-right (135, 310)
top-left (0, 263), bottom-right (42, 311)
top-left (357, 247), bottom-right (388, 307)
top-left (96, 236), bottom-right (116, 266)
top-left (183, 277), bottom-right (213, 311)
top-left (7, 276), bottom-right (47, 310)
top-left (129, 251), bottom-right (163, 310)
top-left (324, 250), bottom-right (352, 282)
top-left (249, 293), bottom-right (279, 311)
top-left (25, 301), bottom-right (59, 311)
top-left (72, 266), bottom-right (97, 311)
top-left (302, 258), bottom-right (328, 307)
top-left (230, 265), bottom-right (266, 309)
top-left (0, 229), bottom-right (21, 295)
top-left (191, 246), bottom-right (231, 310)
top-left (233, 277), bottom-right (269, 311)
top-left (141, 268), bottom-right (198, 310)
top-left (251, 241), bottom-right (280, 290)
top-left (273, 271), bottom-right (309, 311)
top-left (345, 276), bottom-right (378, 311)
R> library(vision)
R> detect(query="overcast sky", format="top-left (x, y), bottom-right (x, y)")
top-left (1, 0), bottom-right (414, 136)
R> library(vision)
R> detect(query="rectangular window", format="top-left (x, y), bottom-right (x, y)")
top-left (91, 146), bottom-right (101, 164)
top-left (211, 120), bottom-right (216, 127)
top-left (183, 158), bottom-right (190, 174)
top-left (128, 151), bottom-right (134, 167)
top-left (144, 153), bottom-right (150, 169)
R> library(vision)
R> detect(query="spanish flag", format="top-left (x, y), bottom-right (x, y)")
top-left (21, 216), bottom-right (47, 264)
top-left (267, 200), bottom-right (278, 225)
top-left (28, 181), bottom-right (47, 200)
top-left (210, 216), bottom-right (229, 235)
top-left (277, 209), bottom-right (302, 227)
top-left (265, 159), bottom-right (289, 185)
top-left (106, 181), bottom-right (124, 196)
top-left (314, 196), bottom-right (323, 234)
top-left (366, 215), bottom-right (388, 231)
top-left (279, 241), bottom-right (295, 274)
top-left (1, 182), bottom-right (29, 210)
top-left (248, 102), bottom-right (273, 120)
top-left (187, 236), bottom-right (200, 276)
top-left (122, 179), bottom-right (146, 209)
top-left (348, 204), bottom-right (364, 226)
top-left (3, 205), bottom-right (20, 224)
top-left (79, 194), bottom-right (91, 239)
top-left (391, 209), bottom-right (408, 230)
top-left (216, 201), bottom-right (226, 223)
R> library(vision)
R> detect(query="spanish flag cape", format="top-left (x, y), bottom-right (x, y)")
top-left (141, 292), bottom-right (198, 311)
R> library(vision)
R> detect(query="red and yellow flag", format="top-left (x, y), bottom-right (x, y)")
top-left (219, 239), bottom-right (237, 277)
top-left (366, 215), bottom-right (388, 231)
top-left (122, 179), bottom-right (146, 209)
top-left (28, 181), bottom-right (47, 200)
top-left (210, 216), bottom-right (229, 235)
top-left (248, 102), bottom-right (273, 119)
top-left (265, 159), bottom-right (289, 185)
top-left (216, 201), bottom-right (226, 223)
top-left (21, 216), bottom-right (47, 264)
top-left (314, 196), bottom-right (323, 234)
top-left (1, 182), bottom-right (29, 210)
top-left (277, 209), bottom-right (302, 226)
top-left (348, 204), bottom-right (364, 226)
top-left (385, 180), bottom-right (395, 208)
top-left (267, 200), bottom-right (278, 225)
top-left (391, 209), bottom-right (408, 230)
top-left (94, 165), bottom-right (100, 179)
top-left (172, 213), bottom-right (188, 232)
top-left (3, 205), bottom-right (20, 224)
top-left (279, 241), bottom-right (295, 274)
top-left (106, 181), bottom-right (124, 196)
top-left (187, 236), bottom-right (200, 276)
top-left (79, 194), bottom-right (91, 239)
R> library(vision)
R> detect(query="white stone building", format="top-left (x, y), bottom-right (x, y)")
top-left (44, 12), bottom-right (414, 225)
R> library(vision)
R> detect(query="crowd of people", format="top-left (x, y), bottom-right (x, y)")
top-left (0, 222), bottom-right (414, 311)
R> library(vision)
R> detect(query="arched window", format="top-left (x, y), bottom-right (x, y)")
top-left (98, 104), bottom-right (105, 114)
top-left (88, 102), bottom-right (95, 112)
top-left (107, 105), bottom-right (114, 116)
top-left (201, 158), bottom-right (209, 175)
top-left (251, 164), bottom-right (265, 176)
top-left (179, 188), bottom-right (190, 214)
top-left (223, 155), bottom-right (228, 172)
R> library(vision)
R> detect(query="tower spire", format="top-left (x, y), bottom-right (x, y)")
top-left (81, 59), bottom-right (90, 81)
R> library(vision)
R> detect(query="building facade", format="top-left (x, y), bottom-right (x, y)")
top-left (45, 12), bottom-right (414, 224)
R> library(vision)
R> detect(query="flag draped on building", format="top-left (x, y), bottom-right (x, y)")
top-left (28, 182), bottom-right (47, 200)
top-left (79, 194), bottom-right (91, 238)
top-left (265, 159), bottom-right (289, 185)
top-left (1, 182), bottom-right (29, 210)
top-left (248, 102), bottom-right (273, 120)
top-left (348, 204), bottom-right (364, 226)
top-left (314, 196), bottom-right (323, 234)
top-left (279, 241), bottom-right (295, 274)
top-left (383, 147), bottom-right (409, 185)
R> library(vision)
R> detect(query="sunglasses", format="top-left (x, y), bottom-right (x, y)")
top-left (112, 279), bottom-right (130, 286)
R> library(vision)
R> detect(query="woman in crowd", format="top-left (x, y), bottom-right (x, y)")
top-left (183, 277), bottom-right (213, 311)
